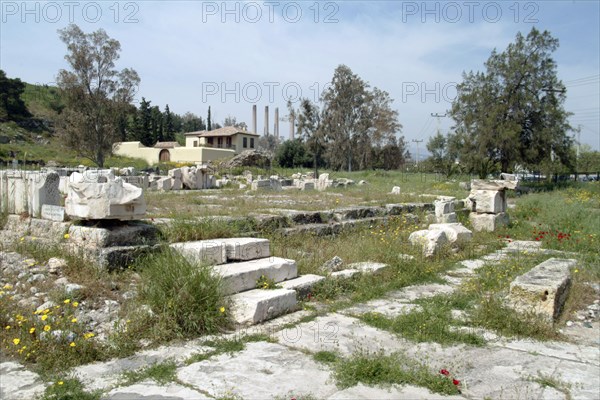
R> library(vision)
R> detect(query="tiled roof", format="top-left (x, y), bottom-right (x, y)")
top-left (184, 126), bottom-right (259, 137)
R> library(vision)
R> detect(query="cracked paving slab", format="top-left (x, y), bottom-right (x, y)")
top-left (176, 341), bottom-right (338, 399)
top-left (103, 380), bottom-right (210, 400)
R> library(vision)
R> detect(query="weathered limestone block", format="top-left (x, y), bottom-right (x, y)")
top-left (156, 177), bottom-right (172, 191)
top-left (299, 181), bottom-right (315, 190)
top-left (168, 168), bottom-right (182, 179)
top-left (434, 198), bottom-right (455, 217)
top-left (28, 171), bottom-right (61, 218)
top-left (67, 222), bottom-right (158, 248)
top-left (408, 229), bottom-right (448, 257)
top-left (509, 258), bottom-right (576, 321)
top-left (213, 238), bottom-right (270, 261)
top-left (391, 186), bottom-right (401, 195)
top-left (469, 212), bottom-right (509, 232)
top-left (65, 173), bottom-right (146, 220)
top-left (428, 223), bottom-right (473, 244)
top-left (472, 190), bottom-right (506, 213)
top-left (229, 288), bottom-right (297, 325)
top-left (170, 240), bottom-right (227, 266)
top-left (471, 179), bottom-right (518, 190)
top-left (437, 212), bottom-right (458, 223)
top-left (171, 177), bottom-right (183, 191)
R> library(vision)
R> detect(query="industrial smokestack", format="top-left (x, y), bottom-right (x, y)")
top-left (252, 105), bottom-right (257, 134)
top-left (264, 106), bottom-right (269, 136)
top-left (274, 107), bottom-right (279, 138)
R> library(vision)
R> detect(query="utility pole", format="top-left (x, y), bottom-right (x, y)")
top-left (412, 139), bottom-right (423, 168)
top-left (430, 112), bottom-right (447, 134)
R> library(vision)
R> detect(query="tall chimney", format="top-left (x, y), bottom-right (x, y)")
top-left (252, 105), bottom-right (257, 133)
top-left (274, 107), bottom-right (279, 138)
top-left (264, 106), bottom-right (269, 136)
top-left (289, 115), bottom-right (295, 140)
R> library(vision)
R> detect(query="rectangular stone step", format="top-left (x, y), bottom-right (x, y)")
top-left (279, 274), bottom-right (325, 298)
top-left (215, 257), bottom-right (297, 296)
top-left (170, 240), bottom-right (227, 266)
top-left (229, 288), bottom-right (297, 325)
top-left (509, 258), bottom-right (576, 321)
top-left (212, 238), bottom-right (270, 261)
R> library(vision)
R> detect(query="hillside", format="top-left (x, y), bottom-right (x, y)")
top-left (0, 81), bottom-right (146, 168)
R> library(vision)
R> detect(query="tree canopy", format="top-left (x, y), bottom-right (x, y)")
top-left (449, 28), bottom-right (574, 177)
top-left (56, 24), bottom-right (140, 167)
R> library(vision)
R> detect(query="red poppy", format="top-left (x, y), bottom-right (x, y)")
top-left (453, 379), bottom-right (460, 385)
top-left (440, 369), bottom-right (450, 376)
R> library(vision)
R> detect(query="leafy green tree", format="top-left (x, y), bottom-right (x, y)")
top-left (321, 65), bottom-right (371, 171)
top-left (450, 28), bottom-right (574, 177)
top-left (0, 70), bottom-right (31, 120)
top-left (294, 98), bottom-right (326, 176)
top-left (56, 24), bottom-right (139, 167)
top-left (276, 139), bottom-right (310, 168)
top-left (181, 112), bottom-right (204, 132)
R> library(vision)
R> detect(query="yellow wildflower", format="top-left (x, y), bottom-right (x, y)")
top-left (29, 327), bottom-right (35, 334)
top-left (69, 342), bottom-right (76, 347)
top-left (71, 318), bottom-right (77, 323)
top-left (63, 299), bottom-right (71, 304)
top-left (72, 301), bottom-right (79, 307)
top-left (83, 332), bottom-right (95, 339)
top-left (63, 233), bottom-right (70, 239)
top-left (12, 338), bottom-right (20, 345)
top-left (219, 306), bottom-right (226, 313)
top-left (41, 315), bottom-right (48, 321)
top-left (43, 325), bottom-right (51, 332)
top-left (57, 381), bottom-right (63, 386)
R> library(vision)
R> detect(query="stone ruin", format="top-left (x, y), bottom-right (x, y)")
top-left (66, 172), bottom-right (146, 220)
top-left (467, 179), bottom-right (518, 232)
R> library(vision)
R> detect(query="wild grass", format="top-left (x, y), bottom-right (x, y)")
top-left (135, 249), bottom-right (230, 338)
top-left (119, 360), bottom-right (177, 386)
top-left (332, 350), bottom-right (460, 395)
top-left (38, 377), bottom-right (102, 400)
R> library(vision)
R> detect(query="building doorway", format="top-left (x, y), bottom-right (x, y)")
top-left (159, 149), bottom-right (171, 162)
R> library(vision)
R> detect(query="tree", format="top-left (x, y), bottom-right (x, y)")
top-left (321, 65), bottom-right (371, 171)
top-left (163, 104), bottom-right (175, 141)
top-left (151, 105), bottom-right (163, 143)
top-left (134, 97), bottom-right (153, 146)
top-left (0, 70), bottom-right (31, 120)
top-left (320, 65), bottom-right (403, 171)
top-left (294, 98), bottom-right (325, 177)
top-left (450, 28), bottom-right (574, 177)
top-left (181, 112), bottom-right (204, 132)
top-left (276, 139), bottom-right (310, 168)
top-left (207, 106), bottom-right (212, 131)
top-left (56, 25), bottom-right (139, 167)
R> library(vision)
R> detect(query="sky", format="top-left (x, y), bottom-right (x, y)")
top-left (1, 0), bottom-right (599, 156)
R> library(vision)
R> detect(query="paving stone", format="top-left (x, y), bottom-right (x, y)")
top-left (177, 342), bottom-right (338, 399)
top-left (330, 269), bottom-right (360, 279)
top-left (347, 262), bottom-right (389, 274)
top-left (274, 313), bottom-right (407, 356)
top-left (104, 380), bottom-right (210, 400)
top-left (328, 383), bottom-right (463, 399)
top-left (387, 283), bottom-right (455, 302)
top-left (229, 288), bottom-right (297, 325)
top-left (0, 362), bottom-right (46, 400)
top-left (73, 342), bottom-right (212, 391)
top-left (342, 299), bottom-right (421, 318)
top-left (215, 257), bottom-right (297, 295)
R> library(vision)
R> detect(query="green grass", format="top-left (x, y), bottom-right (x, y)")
top-left (120, 361), bottom-right (177, 386)
top-left (360, 307), bottom-right (485, 346)
top-left (332, 351), bottom-right (460, 395)
top-left (135, 248), bottom-right (230, 338)
top-left (157, 216), bottom-right (256, 242)
top-left (528, 373), bottom-right (573, 400)
top-left (312, 350), bottom-right (339, 364)
top-left (38, 377), bottom-right (102, 400)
